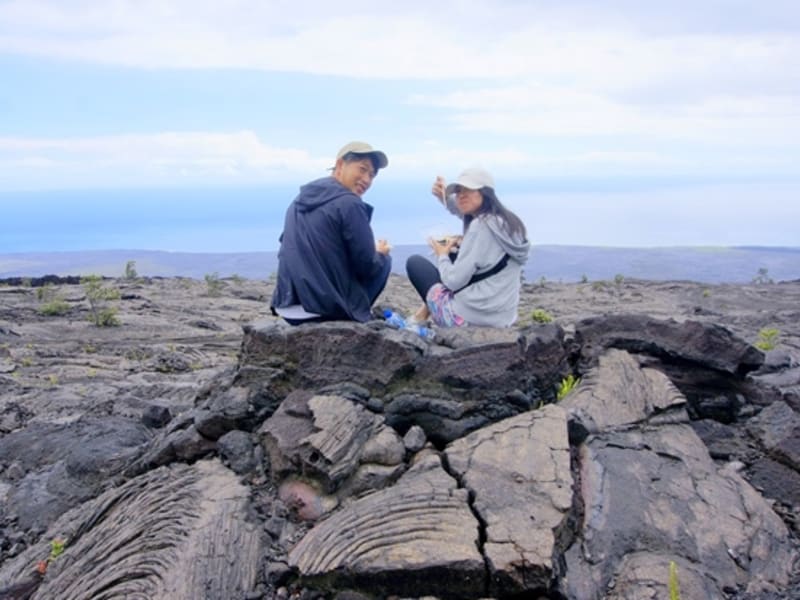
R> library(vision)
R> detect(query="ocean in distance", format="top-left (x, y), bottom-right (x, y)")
top-left (1, 184), bottom-right (799, 283)
top-left (1, 246), bottom-right (799, 284)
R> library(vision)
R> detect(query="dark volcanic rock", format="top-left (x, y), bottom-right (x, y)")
top-left (288, 451), bottom-right (485, 599)
top-left (243, 320), bottom-right (568, 445)
top-left (218, 430), bottom-right (257, 475)
top-left (239, 321), bottom-right (422, 394)
top-left (575, 313), bottom-right (764, 375)
top-left (2, 276), bottom-right (800, 599)
top-left (0, 417), bottom-right (151, 535)
top-left (141, 403), bottom-right (172, 428)
top-left (747, 401), bottom-right (800, 470)
top-left (0, 460), bottom-right (261, 600)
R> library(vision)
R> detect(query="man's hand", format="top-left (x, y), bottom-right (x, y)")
top-left (376, 239), bottom-right (392, 255)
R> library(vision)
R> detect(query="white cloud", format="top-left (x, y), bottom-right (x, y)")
top-left (416, 85), bottom-right (800, 144)
top-left (1, 0), bottom-right (798, 86)
top-left (1, 1), bottom-right (798, 186)
top-left (0, 131), bottom-right (330, 187)
top-left (0, 130), bottom-right (702, 189)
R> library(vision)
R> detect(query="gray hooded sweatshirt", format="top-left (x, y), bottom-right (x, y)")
top-left (437, 210), bottom-right (530, 327)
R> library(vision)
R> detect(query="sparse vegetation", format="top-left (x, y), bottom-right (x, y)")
top-left (205, 272), bottom-right (224, 296)
top-left (36, 284), bottom-right (53, 302)
top-left (669, 561), bottom-right (682, 600)
top-left (39, 298), bottom-right (71, 316)
top-left (37, 538), bottom-right (66, 576)
top-left (125, 348), bottom-right (151, 361)
top-left (229, 273), bottom-right (245, 285)
top-left (556, 374), bottom-right (580, 401)
top-left (531, 308), bottom-right (554, 324)
top-left (755, 328), bottom-right (780, 351)
top-left (36, 284), bottom-right (71, 316)
top-left (81, 275), bottom-right (121, 327)
top-left (752, 267), bottom-right (774, 285)
top-left (580, 274), bottom-right (588, 284)
top-left (124, 260), bottom-right (138, 280)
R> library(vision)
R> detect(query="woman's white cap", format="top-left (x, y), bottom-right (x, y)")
top-left (445, 167), bottom-right (495, 195)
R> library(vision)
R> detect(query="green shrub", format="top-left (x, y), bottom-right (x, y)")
top-left (124, 260), bottom-right (138, 280)
top-left (95, 307), bottom-right (120, 327)
top-left (531, 308), bottom-right (554, 324)
top-left (755, 328), bottom-right (779, 351)
top-left (39, 299), bottom-right (71, 316)
top-left (751, 267), bottom-right (774, 285)
top-left (36, 283), bottom-right (54, 302)
top-left (205, 272), bottom-right (223, 296)
top-left (81, 275), bottom-right (121, 327)
top-left (37, 284), bottom-right (70, 316)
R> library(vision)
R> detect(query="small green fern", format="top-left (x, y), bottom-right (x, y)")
top-left (669, 561), bottom-right (681, 600)
top-left (531, 309), bottom-right (553, 324)
top-left (755, 328), bottom-right (779, 351)
top-left (556, 375), bottom-right (580, 401)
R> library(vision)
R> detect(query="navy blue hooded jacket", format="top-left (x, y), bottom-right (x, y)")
top-left (270, 176), bottom-right (389, 322)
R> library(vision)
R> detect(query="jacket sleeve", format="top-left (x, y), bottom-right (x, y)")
top-left (437, 219), bottom-right (494, 291)
top-left (338, 196), bottom-right (386, 280)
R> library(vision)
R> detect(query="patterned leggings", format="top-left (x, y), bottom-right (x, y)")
top-left (405, 254), bottom-right (465, 327)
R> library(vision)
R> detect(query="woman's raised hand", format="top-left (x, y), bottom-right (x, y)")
top-left (432, 176), bottom-right (447, 204)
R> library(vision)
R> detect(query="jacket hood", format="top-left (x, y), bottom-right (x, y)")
top-left (483, 214), bottom-right (531, 264)
top-left (296, 176), bottom-right (356, 212)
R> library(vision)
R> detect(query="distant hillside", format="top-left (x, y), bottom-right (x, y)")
top-left (1, 246), bottom-right (798, 284)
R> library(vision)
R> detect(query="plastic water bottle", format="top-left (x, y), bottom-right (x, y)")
top-left (410, 323), bottom-right (436, 341)
top-left (383, 309), bottom-right (407, 329)
top-left (383, 310), bottom-right (435, 341)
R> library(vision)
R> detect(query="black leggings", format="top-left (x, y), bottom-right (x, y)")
top-left (406, 254), bottom-right (442, 301)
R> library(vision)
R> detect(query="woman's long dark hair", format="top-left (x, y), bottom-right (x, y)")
top-left (463, 187), bottom-right (527, 241)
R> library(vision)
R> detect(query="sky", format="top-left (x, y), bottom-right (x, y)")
top-left (1, 0), bottom-right (799, 251)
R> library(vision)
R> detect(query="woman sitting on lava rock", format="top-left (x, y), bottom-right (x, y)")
top-left (405, 167), bottom-right (530, 328)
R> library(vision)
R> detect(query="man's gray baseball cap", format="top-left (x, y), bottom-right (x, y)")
top-left (336, 141), bottom-right (388, 170)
